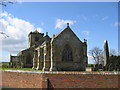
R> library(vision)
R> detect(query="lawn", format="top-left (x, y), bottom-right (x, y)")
top-left (0, 68), bottom-right (119, 72)
top-left (1, 68), bottom-right (36, 71)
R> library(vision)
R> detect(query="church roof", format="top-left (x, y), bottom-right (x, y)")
top-left (52, 23), bottom-right (82, 42)
top-left (53, 23), bottom-right (70, 38)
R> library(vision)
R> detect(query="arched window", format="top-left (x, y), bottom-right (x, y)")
top-left (62, 44), bottom-right (73, 61)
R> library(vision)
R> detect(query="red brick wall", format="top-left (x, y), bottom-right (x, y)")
top-left (2, 71), bottom-right (43, 88)
top-left (43, 74), bottom-right (118, 88)
top-left (2, 70), bottom-right (119, 88)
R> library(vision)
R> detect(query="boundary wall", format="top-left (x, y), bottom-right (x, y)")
top-left (1, 70), bottom-right (119, 89)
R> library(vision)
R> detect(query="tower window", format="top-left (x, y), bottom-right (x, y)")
top-left (35, 37), bottom-right (39, 41)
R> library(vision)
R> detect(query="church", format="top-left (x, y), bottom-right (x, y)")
top-left (10, 23), bottom-right (88, 71)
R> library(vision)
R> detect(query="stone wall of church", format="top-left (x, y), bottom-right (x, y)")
top-left (42, 41), bottom-right (51, 71)
top-left (51, 29), bottom-right (86, 71)
top-left (10, 56), bottom-right (20, 68)
top-left (17, 48), bottom-right (34, 68)
top-left (28, 32), bottom-right (44, 48)
top-left (10, 25), bottom-right (87, 71)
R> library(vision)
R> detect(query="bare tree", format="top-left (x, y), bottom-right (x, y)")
top-left (0, 0), bottom-right (14, 38)
top-left (89, 47), bottom-right (103, 64)
top-left (0, 0), bottom-right (13, 7)
top-left (0, 32), bottom-right (9, 38)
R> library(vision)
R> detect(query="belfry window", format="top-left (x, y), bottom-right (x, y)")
top-left (35, 37), bottom-right (39, 42)
top-left (62, 44), bottom-right (73, 61)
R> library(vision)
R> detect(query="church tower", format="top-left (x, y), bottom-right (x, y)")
top-left (28, 30), bottom-right (44, 48)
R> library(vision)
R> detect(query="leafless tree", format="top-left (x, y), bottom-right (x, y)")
top-left (0, 0), bottom-right (15, 38)
top-left (89, 47), bottom-right (104, 64)
top-left (0, 0), bottom-right (13, 7)
top-left (0, 32), bottom-right (9, 38)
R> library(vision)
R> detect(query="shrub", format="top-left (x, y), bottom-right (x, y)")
top-left (98, 69), bottom-right (103, 71)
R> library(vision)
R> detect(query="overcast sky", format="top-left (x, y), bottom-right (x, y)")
top-left (0, 1), bottom-right (119, 63)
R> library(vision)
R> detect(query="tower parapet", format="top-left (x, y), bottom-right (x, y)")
top-left (28, 30), bottom-right (44, 48)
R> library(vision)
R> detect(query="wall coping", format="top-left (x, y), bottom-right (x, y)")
top-left (1, 69), bottom-right (119, 75)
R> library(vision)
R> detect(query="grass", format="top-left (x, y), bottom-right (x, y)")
top-left (0, 68), bottom-right (119, 72)
top-left (98, 70), bottom-right (119, 72)
top-left (0, 68), bottom-right (37, 71)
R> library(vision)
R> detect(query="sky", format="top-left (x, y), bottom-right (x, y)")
top-left (0, 1), bottom-right (119, 63)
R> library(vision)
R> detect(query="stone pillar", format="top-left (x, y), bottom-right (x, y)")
top-left (32, 50), bottom-right (38, 69)
top-left (50, 38), bottom-right (57, 71)
top-left (36, 48), bottom-right (40, 70)
top-left (104, 40), bottom-right (109, 66)
top-left (42, 42), bottom-right (50, 71)
top-left (19, 56), bottom-right (21, 68)
top-left (36, 48), bottom-right (44, 70)
top-left (21, 56), bottom-right (24, 68)
top-left (20, 58), bottom-right (24, 68)
top-left (18, 56), bottom-right (21, 68)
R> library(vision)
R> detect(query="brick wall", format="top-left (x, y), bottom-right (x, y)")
top-left (2, 70), bottom-right (119, 89)
top-left (44, 74), bottom-right (118, 88)
top-left (2, 71), bottom-right (43, 88)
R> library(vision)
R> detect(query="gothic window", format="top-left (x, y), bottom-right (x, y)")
top-left (35, 37), bottom-right (39, 42)
top-left (62, 44), bottom-right (73, 61)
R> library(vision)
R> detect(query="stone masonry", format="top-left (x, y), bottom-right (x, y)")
top-left (10, 23), bottom-right (88, 71)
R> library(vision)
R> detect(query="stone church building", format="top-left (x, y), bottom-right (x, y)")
top-left (10, 23), bottom-right (88, 71)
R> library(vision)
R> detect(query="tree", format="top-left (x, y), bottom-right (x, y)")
top-left (0, 32), bottom-right (9, 38)
top-left (89, 47), bottom-right (103, 65)
top-left (0, 0), bottom-right (14, 38)
top-left (109, 55), bottom-right (120, 71)
top-left (0, 0), bottom-right (13, 7)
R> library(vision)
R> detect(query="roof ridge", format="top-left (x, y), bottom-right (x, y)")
top-left (53, 26), bottom-right (70, 38)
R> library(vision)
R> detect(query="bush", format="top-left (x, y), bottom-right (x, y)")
top-left (98, 69), bottom-right (103, 71)
top-left (2, 64), bottom-right (9, 68)
top-left (87, 64), bottom-right (94, 67)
